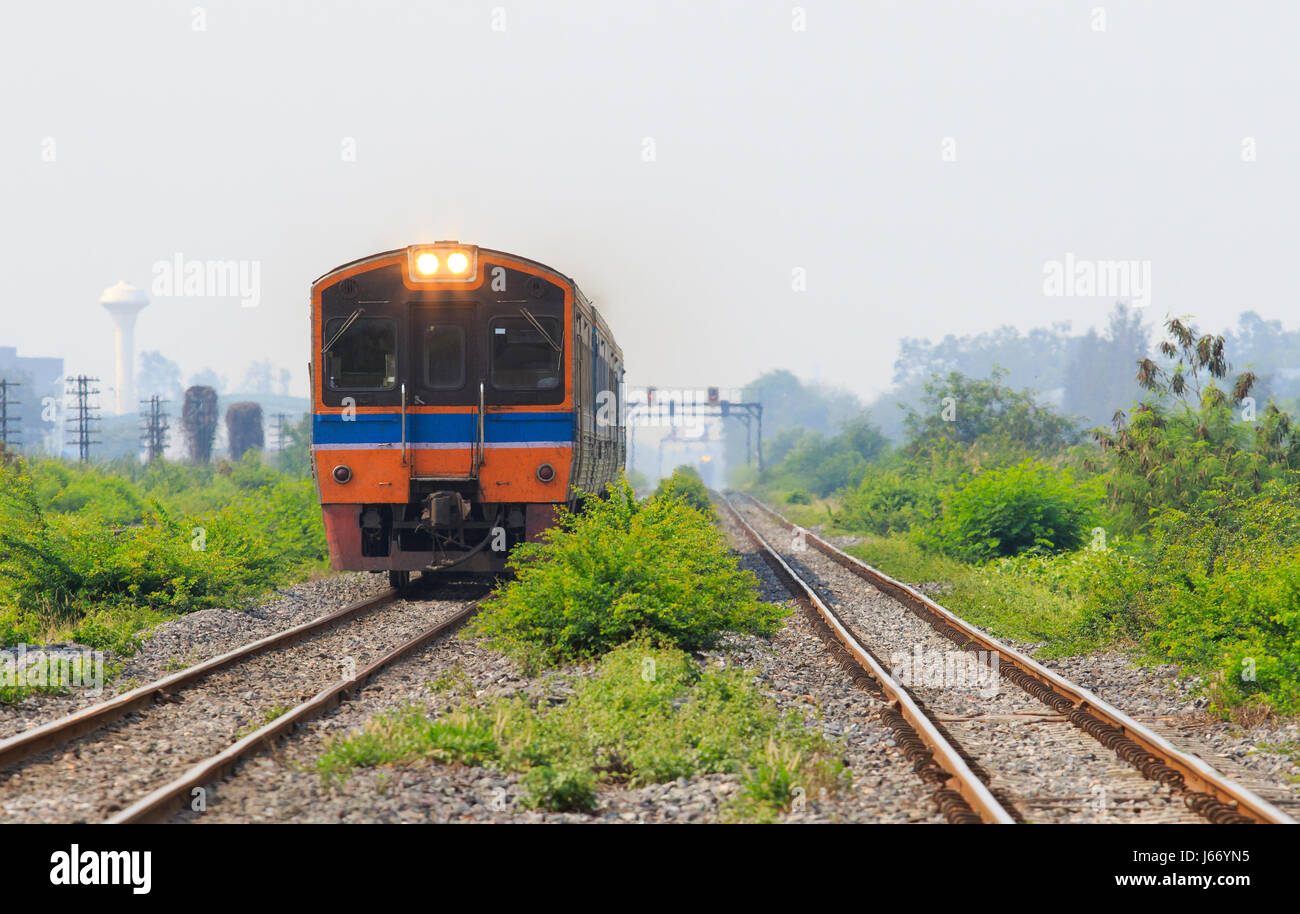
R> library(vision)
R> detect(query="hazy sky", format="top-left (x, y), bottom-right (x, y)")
top-left (4, 0), bottom-right (1298, 404)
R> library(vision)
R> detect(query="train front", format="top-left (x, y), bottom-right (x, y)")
top-left (310, 243), bottom-right (574, 579)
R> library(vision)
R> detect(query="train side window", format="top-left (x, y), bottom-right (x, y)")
top-left (423, 324), bottom-right (465, 389)
top-left (324, 317), bottom-right (396, 390)
top-left (490, 316), bottom-right (563, 390)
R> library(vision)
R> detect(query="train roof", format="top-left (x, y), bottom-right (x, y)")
top-left (312, 245), bottom-right (619, 360)
top-left (312, 246), bottom-right (576, 290)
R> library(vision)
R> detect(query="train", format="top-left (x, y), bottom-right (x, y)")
top-left (310, 242), bottom-right (625, 585)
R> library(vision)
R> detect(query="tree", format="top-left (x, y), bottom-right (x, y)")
top-left (182, 386), bottom-right (219, 464)
top-left (1062, 303), bottom-right (1150, 429)
top-left (274, 413), bottom-right (313, 476)
top-left (241, 361), bottom-right (274, 394)
top-left (725, 369), bottom-right (865, 472)
top-left (225, 402), bottom-right (265, 460)
top-left (137, 351), bottom-right (184, 403)
top-left (1093, 317), bottom-right (1300, 531)
top-left (188, 368), bottom-right (226, 394)
top-left (758, 411), bottom-right (889, 497)
top-left (902, 367), bottom-right (1082, 458)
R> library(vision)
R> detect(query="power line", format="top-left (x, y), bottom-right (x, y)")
top-left (272, 412), bottom-right (291, 452)
top-left (0, 379), bottom-right (20, 450)
top-left (65, 375), bottom-right (101, 463)
top-left (140, 395), bottom-right (170, 463)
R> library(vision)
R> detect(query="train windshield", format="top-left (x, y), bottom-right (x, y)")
top-left (423, 323), bottom-right (466, 389)
top-left (324, 316), bottom-right (396, 389)
top-left (490, 316), bottom-right (563, 390)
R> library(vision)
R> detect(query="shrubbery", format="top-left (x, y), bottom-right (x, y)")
top-left (757, 414), bottom-right (888, 497)
top-left (836, 464), bottom-right (941, 535)
top-left (743, 322), bottom-right (1300, 718)
top-left (925, 459), bottom-right (1101, 561)
top-left (317, 639), bottom-right (846, 819)
top-left (0, 453), bottom-right (328, 658)
top-left (652, 465), bottom-right (714, 517)
top-left (472, 477), bottom-right (783, 666)
top-left (1069, 481), bottom-right (1300, 714)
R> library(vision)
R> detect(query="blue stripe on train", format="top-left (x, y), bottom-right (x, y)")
top-left (313, 411), bottom-right (574, 445)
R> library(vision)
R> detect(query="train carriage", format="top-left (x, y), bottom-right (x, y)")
top-left (310, 242), bottom-right (625, 584)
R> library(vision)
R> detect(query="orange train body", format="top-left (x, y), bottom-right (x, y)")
top-left (309, 244), bottom-right (625, 579)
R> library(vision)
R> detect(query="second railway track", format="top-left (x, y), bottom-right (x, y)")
top-left (0, 577), bottom-right (484, 824)
top-left (720, 492), bottom-right (1296, 825)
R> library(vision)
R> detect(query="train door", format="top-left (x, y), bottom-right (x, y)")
top-left (410, 304), bottom-right (478, 477)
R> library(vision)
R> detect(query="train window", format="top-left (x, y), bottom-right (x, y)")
top-left (324, 317), bottom-right (396, 390)
top-left (423, 324), bottom-right (465, 389)
top-left (490, 316), bottom-right (563, 390)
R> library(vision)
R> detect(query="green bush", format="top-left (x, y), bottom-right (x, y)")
top-left (473, 477), bottom-right (782, 666)
top-left (837, 465), bottom-right (942, 535)
top-left (755, 414), bottom-right (888, 498)
top-left (1071, 481), bottom-right (1300, 715)
top-left (0, 455), bottom-right (329, 659)
top-left (926, 459), bottom-right (1101, 561)
top-left (652, 465), bottom-right (714, 517)
top-left (520, 765), bottom-right (598, 812)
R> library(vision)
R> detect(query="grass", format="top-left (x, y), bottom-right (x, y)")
top-left (844, 534), bottom-right (1093, 655)
top-left (751, 482), bottom-right (1098, 656)
top-left (316, 640), bottom-right (847, 820)
top-left (236, 704), bottom-right (293, 739)
top-left (0, 451), bottom-right (329, 699)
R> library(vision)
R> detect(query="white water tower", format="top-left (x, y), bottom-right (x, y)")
top-left (99, 280), bottom-right (149, 415)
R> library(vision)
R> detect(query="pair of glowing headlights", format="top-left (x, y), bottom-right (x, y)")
top-left (415, 250), bottom-right (470, 276)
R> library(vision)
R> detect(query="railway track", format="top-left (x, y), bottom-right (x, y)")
top-left (0, 578), bottom-right (482, 824)
top-left (720, 492), bottom-right (1297, 825)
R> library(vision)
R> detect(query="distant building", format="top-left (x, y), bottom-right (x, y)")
top-left (0, 346), bottom-right (65, 454)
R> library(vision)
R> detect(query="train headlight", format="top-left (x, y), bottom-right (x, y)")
top-left (536, 463), bottom-right (556, 483)
top-left (332, 465), bottom-right (353, 484)
top-left (407, 243), bottom-right (478, 283)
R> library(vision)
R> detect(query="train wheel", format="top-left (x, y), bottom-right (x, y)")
top-left (388, 570), bottom-right (411, 592)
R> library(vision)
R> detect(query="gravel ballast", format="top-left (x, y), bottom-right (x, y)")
top-left (178, 535), bottom-right (948, 824)
top-left (731, 496), bottom-right (1208, 824)
top-left (747, 496), bottom-right (1300, 821)
top-left (0, 573), bottom-right (391, 742)
top-left (0, 582), bottom-right (480, 823)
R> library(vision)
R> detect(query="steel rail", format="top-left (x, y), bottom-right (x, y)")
top-left (107, 601), bottom-right (480, 823)
top-left (734, 492), bottom-right (1297, 825)
top-left (720, 494), bottom-right (1014, 824)
top-left (0, 586), bottom-right (401, 772)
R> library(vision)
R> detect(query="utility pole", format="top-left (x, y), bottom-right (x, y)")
top-left (66, 375), bottom-right (101, 463)
top-left (272, 412), bottom-right (291, 452)
top-left (140, 395), bottom-right (170, 463)
top-left (0, 379), bottom-right (20, 451)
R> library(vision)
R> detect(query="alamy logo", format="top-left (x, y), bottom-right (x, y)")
top-left (1042, 252), bottom-right (1151, 308)
top-left (151, 253), bottom-right (262, 308)
top-left (49, 845), bottom-right (151, 894)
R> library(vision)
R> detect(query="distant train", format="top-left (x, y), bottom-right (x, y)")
top-left (310, 243), bottom-right (625, 584)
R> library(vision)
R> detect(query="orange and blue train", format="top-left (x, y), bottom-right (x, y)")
top-left (310, 242), bottom-right (625, 585)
